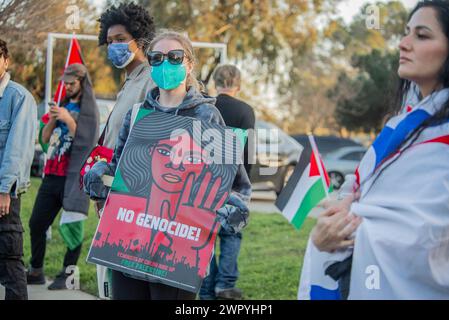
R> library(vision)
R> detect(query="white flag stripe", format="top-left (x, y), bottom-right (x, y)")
top-left (60, 210), bottom-right (87, 225)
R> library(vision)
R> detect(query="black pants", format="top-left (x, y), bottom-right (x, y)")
top-left (111, 270), bottom-right (197, 300)
top-left (29, 175), bottom-right (82, 269)
top-left (0, 196), bottom-right (28, 300)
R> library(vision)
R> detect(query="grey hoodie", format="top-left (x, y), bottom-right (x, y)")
top-left (144, 85), bottom-right (219, 121)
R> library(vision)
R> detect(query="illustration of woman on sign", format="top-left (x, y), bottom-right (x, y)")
top-left (117, 111), bottom-right (237, 275)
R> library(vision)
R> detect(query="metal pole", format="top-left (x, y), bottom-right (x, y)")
top-left (44, 33), bottom-right (54, 113)
top-left (191, 41), bottom-right (227, 49)
top-left (221, 46), bottom-right (228, 64)
top-left (47, 32), bottom-right (97, 41)
top-left (191, 42), bottom-right (227, 63)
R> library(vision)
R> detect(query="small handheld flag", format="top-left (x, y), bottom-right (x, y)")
top-left (275, 134), bottom-right (332, 230)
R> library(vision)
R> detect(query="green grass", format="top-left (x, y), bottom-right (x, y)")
top-left (20, 177), bottom-right (314, 299)
top-left (21, 178), bottom-right (98, 295)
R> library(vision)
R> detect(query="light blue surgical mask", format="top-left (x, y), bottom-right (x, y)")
top-left (151, 60), bottom-right (187, 90)
top-left (107, 41), bottom-right (136, 69)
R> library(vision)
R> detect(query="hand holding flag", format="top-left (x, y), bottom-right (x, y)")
top-left (311, 195), bottom-right (362, 253)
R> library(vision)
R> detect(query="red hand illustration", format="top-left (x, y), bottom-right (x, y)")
top-left (168, 170), bottom-right (228, 274)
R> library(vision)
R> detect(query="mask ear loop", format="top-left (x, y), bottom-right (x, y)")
top-left (183, 57), bottom-right (193, 89)
top-left (129, 39), bottom-right (140, 55)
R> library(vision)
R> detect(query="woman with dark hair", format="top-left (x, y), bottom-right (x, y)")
top-left (304, 0), bottom-right (449, 299)
top-left (84, 31), bottom-right (251, 300)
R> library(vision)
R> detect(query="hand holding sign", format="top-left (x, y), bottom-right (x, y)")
top-left (87, 111), bottom-right (242, 292)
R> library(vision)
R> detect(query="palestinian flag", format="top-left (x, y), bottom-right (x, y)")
top-left (59, 211), bottom-right (86, 250)
top-left (276, 136), bottom-right (332, 230)
top-left (54, 36), bottom-right (84, 104)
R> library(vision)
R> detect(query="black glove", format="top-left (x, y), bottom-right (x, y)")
top-left (216, 194), bottom-right (249, 234)
top-left (83, 161), bottom-right (112, 200)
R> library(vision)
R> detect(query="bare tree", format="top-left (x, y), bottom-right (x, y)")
top-left (0, 0), bottom-right (102, 98)
top-left (0, 0), bottom-right (74, 52)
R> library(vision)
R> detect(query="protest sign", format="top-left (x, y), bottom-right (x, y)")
top-left (87, 109), bottom-right (243, 293)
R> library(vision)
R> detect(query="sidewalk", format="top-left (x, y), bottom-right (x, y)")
top-left (0, 281), bottom-right (97, 300)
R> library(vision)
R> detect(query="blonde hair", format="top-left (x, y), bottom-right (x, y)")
top-left (148, 30), bottom-right (202, 91)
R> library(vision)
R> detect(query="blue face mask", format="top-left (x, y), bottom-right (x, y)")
top-left (107, 41), bottom-right (136, 69)
top-left (151, 60), bottom-right (187, 91)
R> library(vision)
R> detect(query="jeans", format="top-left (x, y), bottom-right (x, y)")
top-left (29, 175), bottom-right (82, 269)
top-left (199, 227), bottom-right (242, 299)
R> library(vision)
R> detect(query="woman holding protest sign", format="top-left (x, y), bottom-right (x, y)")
top-left (83, 30), bottom-right (251, 300)
top-left (302, 0), bottom-right (449, 300)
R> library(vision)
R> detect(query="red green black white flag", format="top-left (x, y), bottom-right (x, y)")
top-left (275, 135), bottom-right (332, 230)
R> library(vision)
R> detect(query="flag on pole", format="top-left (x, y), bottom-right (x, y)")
top-left (53, 36), bottom-right (84, 105)
top-left (39, 35), bottom-right (84, 152)
top-left (275, 135), bottom-right (332, 230)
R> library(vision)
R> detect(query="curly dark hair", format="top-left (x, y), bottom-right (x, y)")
top-left (98, 2), bottom-right (155, 51)
top-left (0, 39), bottom-right (9, 59)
